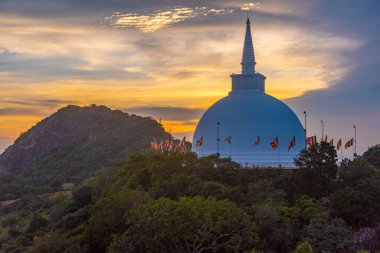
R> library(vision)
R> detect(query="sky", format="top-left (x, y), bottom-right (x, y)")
top-left (0, 0), bottom-right (379, 156)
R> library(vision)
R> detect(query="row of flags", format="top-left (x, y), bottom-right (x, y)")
top-left (150, 134), bottom-right (355, 155)
top-left (306, 135), bottom-right (354, 150)
top-left (150, 136), bottom-right (189, 154)
top-left (269, 136), bottom-right (295, 151)
top-left (195, 135), bottom-right (297, 151)
top-left (194, 135), bottom-right (355, 151)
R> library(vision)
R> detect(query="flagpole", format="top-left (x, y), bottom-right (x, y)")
top-left (216, 122), bottom-right (220, 157)
top-left (277, 135), bottom-right (280, 168)
top-left (340, 140), bottom-right (343, 162)
top-left (353, 125), bottom-right (357, 158)
top-left (258, 144), bottom-right (260, 168)
top-left (321, 120), bottom-right (324, 141)
top-left (304, 111), bottom-right (307, 149)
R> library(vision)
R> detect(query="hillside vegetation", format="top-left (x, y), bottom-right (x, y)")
top-left (1, 142), bottom-right (380, 253)
top-left (0, 105), bottom-right (171, 200)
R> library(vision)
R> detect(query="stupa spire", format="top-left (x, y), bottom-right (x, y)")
top-left (241, 17), bottom-right (256, 74)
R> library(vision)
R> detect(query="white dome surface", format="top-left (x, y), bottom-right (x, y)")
top-left (193, 90), bottom-right (305, 167)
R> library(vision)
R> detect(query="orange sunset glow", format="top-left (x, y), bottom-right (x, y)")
top-left (0, 1), bottom-right (379, 155)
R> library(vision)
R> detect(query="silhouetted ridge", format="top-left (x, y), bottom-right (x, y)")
top-left (0, 104), bottom-right (171, 192)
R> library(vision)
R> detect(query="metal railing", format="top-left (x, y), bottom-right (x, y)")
top-left (199, 152), bottom-right (298, 168)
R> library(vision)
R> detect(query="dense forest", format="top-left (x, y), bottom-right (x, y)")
top-left (0, 105), bottom-right (171, 200)
top-left (1, 142), bottom-right (380, 253)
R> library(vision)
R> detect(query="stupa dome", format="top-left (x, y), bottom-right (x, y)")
top-left (192, 18), bottom-right (305, 167)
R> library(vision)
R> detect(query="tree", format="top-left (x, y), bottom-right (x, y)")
top-left (330, 177), bottom-right (380, 227)
top-left (85, 188), bottom-right (151, 253)
top-left (73, 185), bottom-right (93, 207)
top-left (294, 242), bottom-right (313, 253)
top-left (295, 142), bottom-right (337, 170)
top-left (294, 142), bottom-right (338, 197)
top-left (339, 158), bottom-right (378, 187)
top-left (362, 144), bottom-right (380, 168)
top-left (108, 196), bottom-right (258, 253)
top-left (29, 234), bottom-right (85, 253)
top-left (279, 196), bottom-right (327, 229)
top-left (302, 219), bottom-right (356, 253)
top-left (355, 227), bottom-right (379, 253)
top-left (27, 214), bottom-right (48, 233)
top-left (254, 203), bottom-right (295, 252)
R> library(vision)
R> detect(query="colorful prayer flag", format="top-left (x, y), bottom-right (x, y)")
top-left (345, 138), bottom-right (354, 149)
top-left (225, 135), bottom-right (232, 144)
top-left (252, 136), bottom-right (260, 148)
top-left (306, 136), bottom-right (317, 145)
top-left (164, 140), bottom-right (170, 150)
top-left (195, 136), bottom-right (203, 147)
top-left (337, 139), bottom-right (342, 150)
top-left (150, 140), bottom-right (157, 150)
top-left (158, 140), bottom-right (163, 151)
top-left (180, 136), bottom-right (186, 147)
top-left (288, 136), bottom-right (295, 151)
top-left (271, 136), bottom-right (278, 150)
top-left (181, 145), bottom-right (187, 154)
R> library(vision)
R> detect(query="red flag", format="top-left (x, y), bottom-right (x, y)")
top-left (337, 139), bottom-right (342, 150)
top-left (180, 136), bottom-right (186, 147)
top-left (164, 140), bottom-right (170, 150)
top-left (252, 136), bottom-right (260, 148)
top-left (345, 138), bottom-right (353, 149)
top-left (150, 140), bottom-right (157, 150)
top-left (168, 140), bottom-right (174, 152)
top-left (158, 140), bottom-right (163, 151)
top-left (174, 143), bottom-right (179, 153)
top-left (195, 136), bottom-right (203, 147)
top-left (306, 136), bottom-right (317, 145)
top-left (271, 136), bottom-right (278, 150)
top-left (288, 136), bottom-right (295, 151)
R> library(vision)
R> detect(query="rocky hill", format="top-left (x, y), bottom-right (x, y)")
top-left (0, 105), bottom-right (171, 198)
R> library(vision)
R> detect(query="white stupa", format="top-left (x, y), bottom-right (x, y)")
top-left (192, 18), bottom-right (305, 167)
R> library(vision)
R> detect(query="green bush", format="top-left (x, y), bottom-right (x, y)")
top-left (29, 234), bottom-right (85, 253)
top-left (302, 219), bottom-right (356, 253)
top-left (294, 242), bottom-right (313, 253)
top-left (85, 188), bottom-right (150, 252)
top-left (109, 196), bottom-right (258, 253)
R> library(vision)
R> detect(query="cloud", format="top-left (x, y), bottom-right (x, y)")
top-left (281, 0), bottom-right (380, 154)
top-left (0, 99), bottom-right (76, 108)
top-left (107, 6), bottom-right (229, 32)
top-left (0, 107), bottom-right (42, 116)
top-left (240, 3), bottom-right (261, 11)
top-left (124, 106), bottom-right (204, 121)
top-left (0, 0), bottom-right (379, 154)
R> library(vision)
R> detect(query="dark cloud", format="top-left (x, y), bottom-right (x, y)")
top-left (0, 0), bottom-right (223, 19)
top-left (0, 107), bottom-right (42, 116)
top-left (0, 99), bottom-right (76, 107)
top-left (124, 106), bottom-right (204, 121)
top-left (170, 71), bottom-right (210, 79)
top-left (283, 0), bottom-right (380, 153)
